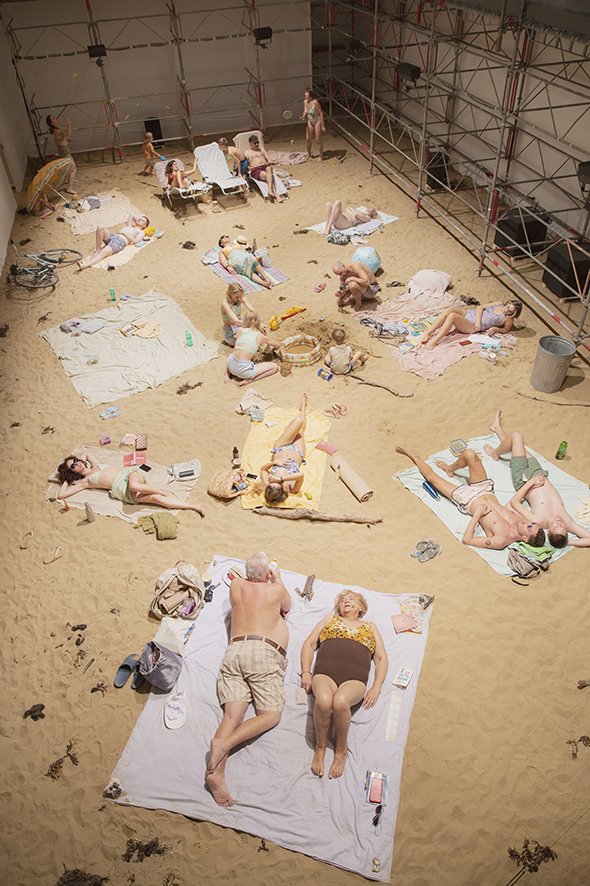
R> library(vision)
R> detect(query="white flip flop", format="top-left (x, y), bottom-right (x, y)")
top-left (165, 691), bottom-right (187, 729)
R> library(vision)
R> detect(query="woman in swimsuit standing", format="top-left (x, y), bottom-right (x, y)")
top-left (300, 88), bottom-right (326, 162)
top-left (260, 394), bottom-right (309, 505)
top-left (301, 590), bottom-right (388, 778)
top-left (46, 114), bottom-right (77, 193)
top-left (224, 310), bottom-right (282, 386)
top-left (420, 299), bottom-right (522, 350)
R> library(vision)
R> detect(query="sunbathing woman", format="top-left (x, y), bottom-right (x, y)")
top-left (259, 394), bottom-right (308, 504)
top-left (165, 158), bottom-right (197, 190)
top-left (420, 299), bottom-right (522, 350)
top-left (224, 310), bottom-right (281, 386)
top-left (57, 453), bottom-right (205, 514)
top-left (322, 201), bottom-right (377, 235)
top-left (300, 88), bottom-right (326, 161)
top-left (218, 235), bottom-right (273, 288)
top-left (301, 590), bottom-right (388, 778)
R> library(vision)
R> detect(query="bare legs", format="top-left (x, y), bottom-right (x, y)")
top-left (128, 474), bottom-right (205, 515)
top-left (396, 445), bottom-right (488, 499)
top-left (323, 200), bottom-right (351, 235)
top-left (420, 308), bottom-right (475, 349)
top-left (483, 410), bottom-right (528, 461)
top-left (77, 225), bottom-right (115, 270)
top-left (206, 702), bottom-right (281, 806)
top-left (272, 393), bottom-right (307, 454)
top-left (67, 160), bottom-right (77, 194)
top-left (257, 168), bottom-right (284, 203)
top-left (252, 263), bottom-right (273, 288)
top-left (310, 675), bottom-right (366, 778)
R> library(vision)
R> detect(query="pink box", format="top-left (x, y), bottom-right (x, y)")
top-left (99, 435), bottom-right (111, 446)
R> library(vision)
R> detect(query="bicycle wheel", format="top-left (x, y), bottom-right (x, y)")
top-left (38, 248), bottom-right (83, 266)
top-left (13, 267), bottom-right (58, 289)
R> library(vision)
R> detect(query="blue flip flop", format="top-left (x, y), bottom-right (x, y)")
top-left (114, 653), bottom-right (140, 688)
top-left (131, 666), bottom-right (145, 691)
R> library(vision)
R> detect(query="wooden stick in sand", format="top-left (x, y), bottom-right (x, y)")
top-left (349, 375), bottom-right (414, 398)
top-left (253, 506), bottom-right (382, 525)
top-left (503, 385), bottom-right (590, 407)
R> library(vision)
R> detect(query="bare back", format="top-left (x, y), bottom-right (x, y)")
top-left (229, 577), bottom-right (290, 649)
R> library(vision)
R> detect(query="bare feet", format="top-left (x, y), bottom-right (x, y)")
top-left (483, 444), bottom-right (498, 460)
top-left (208, 738), bottom-right (229, 773)
top-left (435, 459), bottom-right (455, 477)
top-left (206, 770), bottom-right (234, 807)
top-left (395, 445), bottom-right (417, 462)
top-left (311, 746), bottom-right (325, 777)
top-left (301, 392), bottom-right (308, 409)
top-left (315, 157), bottom-right (323, 163)
top-left (76, 260), bottom-right (87, 271)
top-left (329, 748), bottom-right (347, 778)
top-left (578, 679), bottom-right (590, 689)
top-left (223, 370), bottom-right (230, 384)
top-left (489, 409), bottom-right (502, 437)
top-left (423, 340), bottom-right (437, 350)
top-left (189, 504), bottom-right (205, 517)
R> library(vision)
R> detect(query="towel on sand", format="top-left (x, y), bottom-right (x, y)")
top-left (107, 554), bottom-right (431, 882)
top-left (240, 407), bottom-right (330, 510)
top-left (59, 189), bottom-right (140, 235)
top-left (307, 206), bottom-right (398, 236)
top-left (201, 247), bottom-right (289, 292)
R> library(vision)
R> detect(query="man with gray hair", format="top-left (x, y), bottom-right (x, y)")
top-left (206, 552), bottom-right (291, 807)
top-left (333, 259), bottom-right (379, 310)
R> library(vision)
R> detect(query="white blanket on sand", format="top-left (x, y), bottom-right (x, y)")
top-left (108, 555), bottom-right (431, 881)
top-left (59, 189), bottom-right (141, 235)
top-left (308, 206), bottom-right (398, 236)
top-left (395, 434), bottom-right (586, 575)
top-left (39, 290), bottom-right (218, 408)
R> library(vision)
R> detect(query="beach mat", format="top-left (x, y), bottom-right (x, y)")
top-left (201, 247), bottom-right (289, 292)
top-left (307, 206), bottom-right (398, 236)
top-left (87, 233), bottom-right (160, 270)
top-left (395, 434), bottom-right (586, 575)
top-left (107, 554), bottom-right (431, 882)
top-left (240, 407), bottom-right (330, 509)
top-left (59, 188), bottom-right (141, 236)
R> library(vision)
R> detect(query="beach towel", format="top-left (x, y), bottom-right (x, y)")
top-left (395, 434), bottom-right (586, 575)
top-left (45, 446), bottom-right (198, 525)
top-left (201, 247), bottom-right (289, 292)
top-left (240, 407), bottom-right (330, 510)
top-left (85, 232), bottom-right (159, 270)
top-left (107, 554), bottom-right (431, 881)
top-left (307, 206), bottom-right (398, 237)
top-left (266, 149), bottom-right (308, 165)
top-left (59, 189), bottom-right (141, 235)
top-left (39, 290), bottom-right (218, 408)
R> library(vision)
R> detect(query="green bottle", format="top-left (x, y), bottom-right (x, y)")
top-left (185, 331), bottom-right (193, 347)
top-left (109, 287), bottom-right (116, 301)
top-left (555, 441), bottom-right (567, 460)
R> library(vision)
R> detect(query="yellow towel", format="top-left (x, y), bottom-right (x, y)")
top-left (240, 407), bottom-right (330, 510)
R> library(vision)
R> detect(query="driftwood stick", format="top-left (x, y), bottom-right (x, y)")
top-left (253, 506), bottom-right (382, 524)
top-left (503, 385), bottom-right (590, 407)
top-left (350, 375), bottom-right (414, 398)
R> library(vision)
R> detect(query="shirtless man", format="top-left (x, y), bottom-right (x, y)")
top-left (396, 445), bottom-right (545, 550)
top-left (484, 410), bottom-right (590, 548)
top-left (245, 135), bottom-right (285, 203)
top-left (322, 201), bottom-right (377, 235)
top-left (333, 260), bottom-right (380, 311)
top-left (206, 552), bottom-right (291, 807)
top-left (218, 138), bottom-right (248, 181)
top-left (77, 213), bottom-right (149, 270)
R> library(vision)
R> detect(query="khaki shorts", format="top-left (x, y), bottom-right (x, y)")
top-left (217, 639), bottom-right (287, 712)
top-left (451, 478), bottom-right (495, 515)
top-left (511, 455), bottom-right (549, 491)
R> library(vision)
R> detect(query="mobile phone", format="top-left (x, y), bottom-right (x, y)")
top-left (139, 464), bottom-right (152, 472)
top-left (246, 472), bottom-right (258, 479)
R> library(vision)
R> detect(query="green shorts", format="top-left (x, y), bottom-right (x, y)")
top-left (511, 455), bottom-right (549, 491)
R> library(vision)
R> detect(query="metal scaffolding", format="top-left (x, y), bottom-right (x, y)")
top-left (312, 0), bottom-right (590, 350)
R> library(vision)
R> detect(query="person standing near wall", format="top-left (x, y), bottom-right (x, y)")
top-left (46, 114), bottom-right (77, 194)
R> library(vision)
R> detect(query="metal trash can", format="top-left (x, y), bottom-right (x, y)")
top-left (530, 335), bottom-right (576, 393)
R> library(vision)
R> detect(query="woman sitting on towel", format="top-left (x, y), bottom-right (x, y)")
top-left (420, 299), bottom-right (522, 350)
top-left (165, 158), bottom-right (197, 190)
top-left (57, 452), bottom-right (205, 515)
top-left (322, 201), bottom-right (377, 235)
top-left (301, 589), bottom-right (388, 778)
top-left (224, 310), bottom-right (282, 386)
top-left (259, 394), bottom-right (308, 505)
top-left (217, 234), bottom-right (273, 289)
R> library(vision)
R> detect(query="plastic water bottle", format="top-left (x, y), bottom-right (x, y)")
top-left (185, 331), bottom-right (193, 347)
top-left (555, 441), bottom-right (568, 460)
top-left (422, 480), bottom-right (440, 500)
top-left (109, 287), bottom-right (116, 301)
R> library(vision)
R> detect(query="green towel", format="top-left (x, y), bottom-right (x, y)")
top-left (517, 541), bottom-right (553, 562)
top-left (136, 513), bottom-right (179, 540)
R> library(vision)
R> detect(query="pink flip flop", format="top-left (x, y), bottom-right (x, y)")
top-left (334, 403), bottom-right (348, 416)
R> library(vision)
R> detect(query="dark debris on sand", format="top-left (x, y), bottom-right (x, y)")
top-left (91, 682), bottom-right (108, 696)
top-left (10, 422), bottom-right (21, 428)
top-left (46, 740), bottom-right (79, 780)
top-left (122, 838), bottom-right (169, 863)
top-left (181, 241), bottom-right (196, 249)
top-left (0, 324), bottom-right (9, 337)
top-left (55, 870), bottom-right (108, 886)
top-left (42, 426), bottom-right (55, 435)
top-left (567, 734), bottom-right (590, 759)
top-left (24, 703), bottom-right (45, 721)
top-left (507, 839), bottom-right (557, 873)
top-left (176, 381), bottom-right (203, 395)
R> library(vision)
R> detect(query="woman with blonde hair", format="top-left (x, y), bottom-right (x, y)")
top-left (300, 589), bottom-right (388, 778)
top-left (220, 282), bottom-right (259, 347)
top-left (260, 394), bottom-right (309, 505)
top-left (224, 309), bottom-right (281, 385)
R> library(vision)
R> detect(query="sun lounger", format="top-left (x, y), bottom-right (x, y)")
top-left (154, 159), bottom-right (211, 209)
top-left (233, 130), bottom-right (288, 201)
top-left (193, 143), bottom-right (248, 196)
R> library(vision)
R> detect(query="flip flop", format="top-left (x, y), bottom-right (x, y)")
top-left (479, 351), bottom-right (497, 363)
top-left (418, 543), bottom-right (442, 563)
top-left (131, 666), bottom-right (145, 691)
top-left (410, 539), bottom-right (433, 558)
top-left (20, 530), bottom-right (34, 549)
top-left (114, 653), bottom-right (140, 688)
top-left (334, 403), bottom-right (348, 416)
top-left (324, 407), bottom-right (340, 418)
top-left (165, 691), bottom-right (187, 729)
top-left (43, 546), bottom-right (64, 564)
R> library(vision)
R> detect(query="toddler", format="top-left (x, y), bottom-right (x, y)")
top-left (325, 328), bottom-right (368, 374)
top-left (141, 132), bottom-right (162, 176)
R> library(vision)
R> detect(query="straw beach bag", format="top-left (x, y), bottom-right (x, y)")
top-left (208, 469), bottom-right (246, 500)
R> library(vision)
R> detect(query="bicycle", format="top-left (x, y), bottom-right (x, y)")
top-left (8, 240), bottom-right (83, 289)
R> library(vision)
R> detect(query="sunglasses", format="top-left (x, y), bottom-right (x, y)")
top-left (70, 457), bottom-right (81, 466)
top-left (372, 804), bottom-right (384, 829)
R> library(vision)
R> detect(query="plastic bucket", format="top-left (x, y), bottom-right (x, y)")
top-left (530, 335), bottom-right (576, 393)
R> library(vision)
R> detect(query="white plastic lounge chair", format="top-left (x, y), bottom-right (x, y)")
top-left (193, 143), bottom-right (248, 196)
top-left (233, 130), bottom-right (289, 201)
top-left (154, 159), bottom-right (211, 210)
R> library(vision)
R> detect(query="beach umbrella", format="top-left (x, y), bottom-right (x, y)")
top-left (26, 157), bottom-right (73, 211)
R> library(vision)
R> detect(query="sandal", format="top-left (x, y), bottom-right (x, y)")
top-left (410, 538), bottom-right (434, 558)
top-left (334, 403), bottom-right (347, 416)
top-left (324, 407), bottom-right (340, 418)
top-left (418, 543), bottom-right (442, 563)
top-left (43, 546), bottom-right (64, 564)
top-left (20, 530), bottom-right (34, 549)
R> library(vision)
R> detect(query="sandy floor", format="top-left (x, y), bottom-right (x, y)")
top-left (1, 128), bottom-right (589, 886)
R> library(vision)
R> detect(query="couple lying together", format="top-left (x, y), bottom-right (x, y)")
top-left (397, 411), bottom-right (590, 551)
top-left (206, 551), bottom-right (388, 807)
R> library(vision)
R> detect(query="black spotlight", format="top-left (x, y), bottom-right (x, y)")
top-left (577, 161), bottom-right (590, 189)
top-left (253, 27), bottom-right (273, 48)
top-left (87, 44), bottom-right (107, 59)
top-left (396, 62), bottom-right (421, 83)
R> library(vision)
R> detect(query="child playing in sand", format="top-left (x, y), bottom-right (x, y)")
top-left (325, 328), bottom-right (368, 374)
top-left (220, 282), bottom-right (261, 346)
top-left (140, 132), bottom-right (162, 176)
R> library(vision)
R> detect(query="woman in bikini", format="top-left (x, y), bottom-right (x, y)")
top-left (300, 88), bottom-right (326, 161)
top-left (46, 114), bottom-right (77, 193)
top-left (224, 309), bottom-right (282, 386)
top-left (420, 299), bottom-right (522, 350)
top-left (165, 158), bottom-right (197, 190)
top-left (57, 452), bottom-right (205, 514)
top-left (322, 201), bottom-right (377, 235)
top-left (301, 590), bottom-right (388, 778)
top-left (259, 394), bottom-right (309, 505)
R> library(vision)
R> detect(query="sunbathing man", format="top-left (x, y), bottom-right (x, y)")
top-left (322, 201), bottom-right (377, 235)
top-left (396, 445), bottom-right (545, 550)
top-left (77, 213), bottom-right (149, 270)
top-left (245, 135), bottom-right (285, 203)
top-left (57, 452), bottom-right (204, 515)
top-left (333, 260), bottom-right (380, 311)
top-left (484, 410), bottom-right (590, 548)
top-left (206, 551), bottom-right (291, 807)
